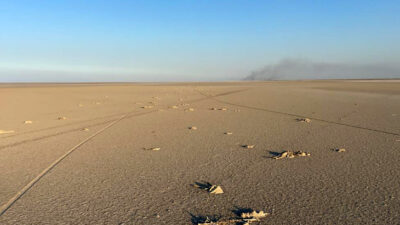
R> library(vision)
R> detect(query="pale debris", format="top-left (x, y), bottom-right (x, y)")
top-left (82, 128), bottom-right (89, 131)
top-left (197, 210), bottom-right (268, 225)
top-left (209, 185), bottom-right (224, 194)
top-left (184, 108), bottom-right (195, 112)
top-left (193, 182), bottom-right (224, 194)
top-left (240, 210), bottom-right (269, 220)
top-left (334, 148), bottom-right (346, 152)
top-left (242, 145), bottom-right (255, 149)
top-left (189, 126), bottom-right (198, 130)
top-left (273, 151), bottom-right (310, 159)
top-left (144, 147), bottom-right (161, 151)
top-left (0, 130), bottom-right (15, 134)
top-left (24, 120), bottom-right (33, 124)
top-left (224, 132), bottom-right (233, 135)
top-left (58, 117), bottom-right (67, 120)
top-left (297, 118), bottom-right (311, 123)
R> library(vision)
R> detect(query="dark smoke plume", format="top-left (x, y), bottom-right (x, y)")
top-left (245, 59), bottom-right (400, 80)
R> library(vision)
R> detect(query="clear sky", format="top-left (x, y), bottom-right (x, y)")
top-left (1, 0), bottom-right (399, 82)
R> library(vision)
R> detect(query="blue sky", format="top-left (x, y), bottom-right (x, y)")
top-left (1, 0), bottom-right (399, 81)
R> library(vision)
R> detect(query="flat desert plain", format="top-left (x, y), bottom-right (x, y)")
top-left (0, 80), bottom-right (399, 224)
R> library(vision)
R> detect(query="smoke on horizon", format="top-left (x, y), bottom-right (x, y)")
top-left (245, 59), bottom-right (400, 80)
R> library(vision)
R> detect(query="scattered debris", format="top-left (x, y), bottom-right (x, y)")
top-left (193, 182), bottom-right (223, 194)
top-left (241, 210), bottom-right (269, 221)
top-left (184, 108), bottom-right (195, 112)
top-left (224, 132), bottom-right (233, 135)
top-left (219, 107), bottom-right (227, 111)
top-left (242, 145), bottom-right (255, 149)
top-left (189, 126), bottom-right (198, 130)
top-left (196, 219), bottom-right (221, 225)
top-left (333, 148), bottom-right (346, 152)
top-left (194, 209), bottom-right (269, 225)
top-left (82, 128), bottom-right (89, 131)
top-left (273, 151), bottom-right (310, 159)
top-left (297, 118), bottom-right (311, 123)
top-left (0, 130), bottom-right (15, 134)
top-left (141, 105), bottom-right (154, 109)
top-left (58, 117), bottom-right (67, 120)
top-left (24, 120), bottom-right (33, 124)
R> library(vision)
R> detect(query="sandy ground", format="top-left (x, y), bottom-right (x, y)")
top-left (0, 80), bottom-right (399, 224)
